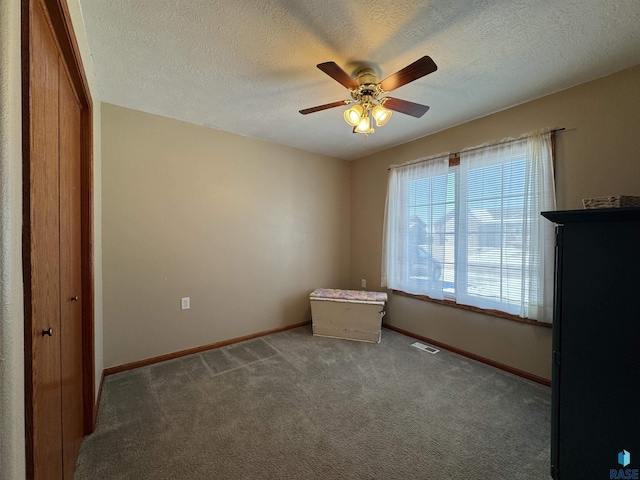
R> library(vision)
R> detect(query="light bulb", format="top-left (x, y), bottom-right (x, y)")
top-left (372, 105), bottom-right (392, 127)
top-left (354, 114), bottom-right (373, 134)
top-left (344, 104), bottom-right (364, 126)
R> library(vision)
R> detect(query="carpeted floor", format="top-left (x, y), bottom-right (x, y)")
top-left (74, 327), bottom-right (551, 479)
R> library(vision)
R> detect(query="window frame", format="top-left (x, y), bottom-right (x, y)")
top-left (393, 289), bottom-right (552, 328)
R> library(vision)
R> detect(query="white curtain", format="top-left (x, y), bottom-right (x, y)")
top-left (381, 155), bottom-right (449, 299)
top-left (524, 131), bottom-right (556, 322)
top-left (457, 131), bottom-right (556, 322)
top-left (381, 131), bottom-right (556, 323)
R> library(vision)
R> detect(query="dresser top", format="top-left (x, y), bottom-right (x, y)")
top-left (542, 207), bottom-right (640, 224)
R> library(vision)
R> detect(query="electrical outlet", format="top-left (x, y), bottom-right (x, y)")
top-left (361, 279), bottom-right (366, 288)
top-left (181, 297), bottom-right (190, 310)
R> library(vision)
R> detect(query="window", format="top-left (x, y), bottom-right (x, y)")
top-left (382, 131), bottom-right (556, 323)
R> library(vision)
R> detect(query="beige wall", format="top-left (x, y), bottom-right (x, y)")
top-left (101, 104), bottom-right (351, 368)
top-left (0, 1), bottom-right (26, 477)
top-left (350, 65), bottom-right (640, 380)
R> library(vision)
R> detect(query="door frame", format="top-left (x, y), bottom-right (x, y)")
top-left (21, 0), bottom-right (95, 470)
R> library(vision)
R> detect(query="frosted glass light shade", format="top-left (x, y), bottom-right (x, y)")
top-left (344, 104), bottom-right (364, 126)
top-left (354, 115), bottom-right (373, 133)
top-left (372, 105), bottom-right (392, 126)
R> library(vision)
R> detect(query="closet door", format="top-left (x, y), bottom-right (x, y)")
top-left (59, 56), bottom-right (85, 480)
top-left (28, 1), bottom-right (63, 477)
top-left (25, 1), bottom-right (86, 479)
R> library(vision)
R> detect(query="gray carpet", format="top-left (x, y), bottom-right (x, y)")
top-left (75, 327), bottom-right (551, 479)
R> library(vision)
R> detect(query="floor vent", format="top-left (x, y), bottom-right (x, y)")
top-left (411, 342), bottom-right (440, 354)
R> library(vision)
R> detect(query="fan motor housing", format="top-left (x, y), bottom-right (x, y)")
top-left (356, 68), bottom-right (380, 86)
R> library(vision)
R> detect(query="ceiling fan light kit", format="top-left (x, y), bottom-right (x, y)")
top-left (300, 56), bottom-right (437, 138)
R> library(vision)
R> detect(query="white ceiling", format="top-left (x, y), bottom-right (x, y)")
top-left (79, 0), bottom-right (640, 160)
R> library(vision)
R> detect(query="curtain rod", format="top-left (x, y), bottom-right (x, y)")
top-left (388, 127), bottom-right (565, 170)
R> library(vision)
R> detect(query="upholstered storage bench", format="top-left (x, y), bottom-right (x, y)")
top-left (309, 288), bottom-right (388, 343)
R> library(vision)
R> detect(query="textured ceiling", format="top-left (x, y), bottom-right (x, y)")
top-left (79, 0), bottom-right (640, 160)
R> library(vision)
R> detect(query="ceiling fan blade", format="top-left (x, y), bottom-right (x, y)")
top-left (380, 56), bottom-right (437, 92)
top-left (317, 62), bottom-right (359, 90)
top-left (299, 100), bottom-right (348, 115)
top-left (383, 97), bottom-right (430, 118)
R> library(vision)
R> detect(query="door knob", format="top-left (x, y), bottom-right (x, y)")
top-left (71, 296), bottom-right (79, 301)
top-left (42, 328), bottom-right (52, 336)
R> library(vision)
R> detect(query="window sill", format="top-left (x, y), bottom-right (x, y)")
top-left (392, 290), bottom-right (552, 328)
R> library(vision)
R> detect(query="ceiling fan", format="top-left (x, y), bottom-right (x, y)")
top-left (299, 56), bottom-right (437, 137)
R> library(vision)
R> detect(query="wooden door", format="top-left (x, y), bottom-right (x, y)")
top-left (59, 55), bottom-right (85, 480)
top-left (24, 1), bottom-right (93, 479)
top-left (27, 1), bottom-right (64, 477)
